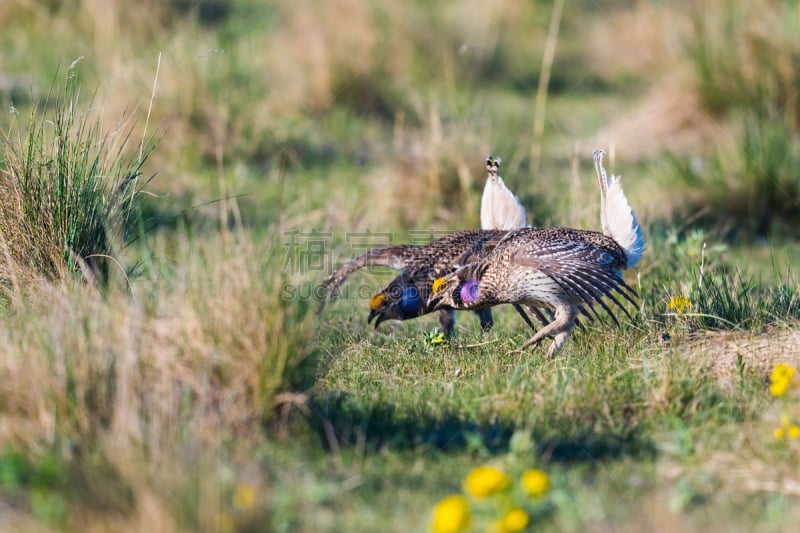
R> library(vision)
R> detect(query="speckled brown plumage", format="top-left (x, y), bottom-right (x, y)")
top-left (318, 229), bottom-right (510, 335)
top-left (322, 229), bottom-right (506, 298)
top-left (430, 226), bottom-right (639, 355)
top-left (358, 155), bottom-right (540, 334)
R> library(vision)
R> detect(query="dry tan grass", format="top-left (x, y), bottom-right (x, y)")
top-left (583, 1), bottom-right (699, 162)
top-left (636, 327), bottom-right (800, 516)
top-left (586, 75), bottom-right (725, 162)
top-left (372, 106), bottom-right (495, 230)
top-left (0, 179), bottom-right (64, 292)
top-left (585, 0), bottom-right (800, 164)
top-left (677, 328), bottom-right (800, 389)
top-left (585, 1), bottom-right (689, 78)
top-left (264, 0), bottom-right (377, 113)
top-left (0, 229), bottom-right (313, 528)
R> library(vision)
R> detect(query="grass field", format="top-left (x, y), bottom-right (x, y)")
top-left (1, 0), bottom-right (799, 531)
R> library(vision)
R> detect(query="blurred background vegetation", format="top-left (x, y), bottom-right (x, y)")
top-left (3, 0), bottom-right (798, 237)
top-left (1, 0), bottom-right (799, 530)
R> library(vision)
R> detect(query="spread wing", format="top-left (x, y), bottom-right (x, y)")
top-left (510, 239), bottom-right (638, 325)
top-left (451, 231), bottom-right (507, 269)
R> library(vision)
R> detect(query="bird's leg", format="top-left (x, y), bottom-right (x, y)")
top-left (438, 309), bottom-right (457, 337)
top-left (546, 329), bottom-right (574, 357)
top-left (519, 304), bottom-right (578, 355)
top-left (475, 308), bottom-right (494, 333)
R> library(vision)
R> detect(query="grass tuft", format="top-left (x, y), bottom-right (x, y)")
top-left (0, 66), bottom-right (156, 291)
top-left (0, 229), bottom-right (316, 528)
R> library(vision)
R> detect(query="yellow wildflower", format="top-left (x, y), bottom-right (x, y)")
top-left (780, 414), bottom-right (791, 428)
top-left (233, 483), bottom-right (256, 511)
top-left (486, 508), bottom-right (531, 533)
top-left (789, 425), bottom-right (800, 439)
top-left (770, 380), bottom-right (790, 398)
top-left (769, 363), bottom-right (797, 397)
top-left (521, 469), bottom-right (550, 498)
top-left (774, 427), bottom-right (785, 440)
top-left (771, 363), bottom-right (796, 384)
top-left (430, 495), bottom-right (471, 533)
top-left (667, 295), bottom-right (691, 316)
top-left (463, 466), bottom-right (511, 498)
top-left (498, 508), bottom-right (530, 533)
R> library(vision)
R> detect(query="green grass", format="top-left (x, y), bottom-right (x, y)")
top-left (302, 230), bottom-right (799, 532)
top-left (281, 316), bottom-right (791, 531)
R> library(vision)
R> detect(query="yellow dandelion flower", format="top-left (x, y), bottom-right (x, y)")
top-left (233, 483), bottom-right (256, 511)
top-left (789, 425), bottom-right (800, 439)
top-left (463, 466), bottom-right (511, 499)
top-left (770, 363), bottom-right (796, 385)
top-left (521, 468), bottom-right (550, 498)
top-left (774, 427), bottom-right (785, 440)
top-left (500, 508), bottom-right (530, 533)
top-left (780, 414), bottom-right (791, 428)
top-left (430, 495), bottom-right (470, 533)
top-left (668, 295), bottom-right (691, 316)
top-left (486, 508), bottom-right (531, 533)
top-left (770, 380), bottom-right (790, 398)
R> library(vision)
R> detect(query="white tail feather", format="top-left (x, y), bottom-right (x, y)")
top-left (593, 149), bottom-right (645, 268)
top-left (480, 156), bottom-right (527, 231)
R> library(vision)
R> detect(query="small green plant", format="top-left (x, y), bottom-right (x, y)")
top-left (0, 451), bottom-right (67, 526)
top-left (656, 228), bottom-right (799, 331)
top-left (422, 327), bottom-right (447, 353)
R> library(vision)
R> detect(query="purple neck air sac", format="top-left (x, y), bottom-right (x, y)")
top-left (459, 280), bottom-right (480, 304)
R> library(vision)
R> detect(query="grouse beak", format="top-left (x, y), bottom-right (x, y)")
top-left (372, 313), bottom-right (388, 329)
top-left (428, 294), bottom-right (444, 311)
top-left (367, 309), bottom-right (387, 329)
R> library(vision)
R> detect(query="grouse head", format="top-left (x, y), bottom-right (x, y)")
top-left (429, 274), bottom-right (481, 310)
top-left (367, 285), bottom-right (425, 328)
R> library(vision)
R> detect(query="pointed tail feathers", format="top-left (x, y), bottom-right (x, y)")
top-left (480, 156), bottom-right (527, 231)
top-left (593, 149), bottom-right (645, 269)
